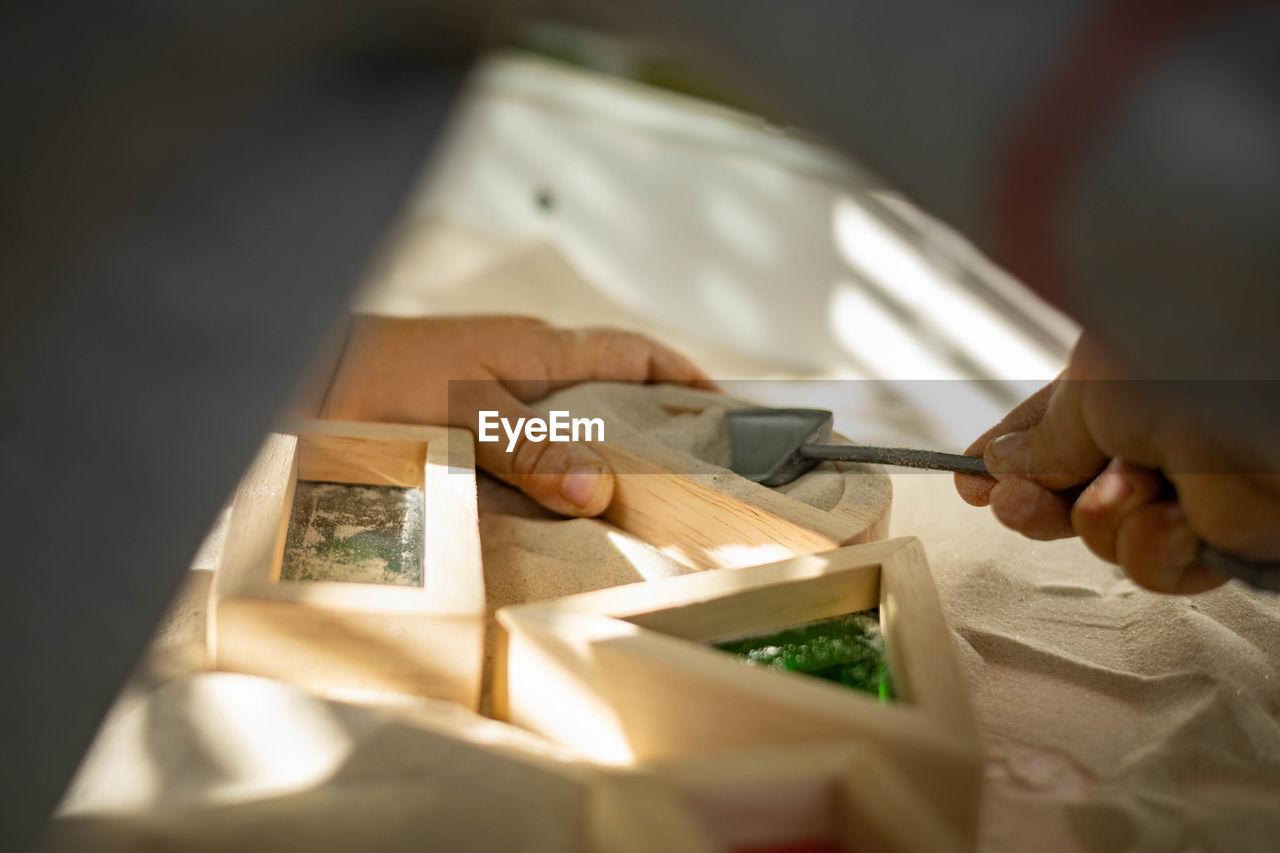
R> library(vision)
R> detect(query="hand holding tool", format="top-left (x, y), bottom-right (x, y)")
top-left (726, 407), bottom-right (1280, 593)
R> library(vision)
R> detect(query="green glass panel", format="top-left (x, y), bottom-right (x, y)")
top-left (714, 611), bottom-right (894, 701)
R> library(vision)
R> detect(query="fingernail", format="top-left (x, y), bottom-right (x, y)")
top-left (561, 465), bottom-right (603, 508)
top-left (1088, 471), bottom-right (1133, 510)
top-left (985, 431), bottom-right (1027, 470)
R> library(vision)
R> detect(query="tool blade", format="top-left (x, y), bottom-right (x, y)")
top-left (727, 407), bottom-right (834, 486)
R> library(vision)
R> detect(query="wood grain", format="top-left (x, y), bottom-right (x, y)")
top-left (291, 419), bottom-right (450, 487)
top-left (600, 444), bottom-right (885, 571)
top-left (211, 433), bottom-right (298, 597)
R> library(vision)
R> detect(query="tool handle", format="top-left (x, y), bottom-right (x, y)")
top-left (800, 444), bottom-right (1280, 592)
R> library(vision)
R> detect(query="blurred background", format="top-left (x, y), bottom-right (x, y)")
top-left (354, 19), bottom-right (1077, 449)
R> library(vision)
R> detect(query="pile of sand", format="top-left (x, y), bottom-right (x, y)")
top-left (888, 472), bottom-right (1280, 852)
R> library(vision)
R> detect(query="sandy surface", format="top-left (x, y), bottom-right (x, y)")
top-left (890, 473), bottom-right (1280, 852)
top-left (49, 671), bottom-right (597, 853)
top-left (46, 231), bottom-right (1280, 853)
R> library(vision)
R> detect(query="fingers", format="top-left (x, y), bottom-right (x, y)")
top-left (1178, 476), bottom-right (1280, 559)
top-left (988, 456), bottom-right (1229, 592)
top-left (964, 380), bottom-right (1062, 455)
top-left (984, 379), bottom-right (1108, 491)
top-left (463, 383), bottom-right (615, 517)
top-left (988, 477), bottom-right (1076, 540)
top-left (989, 459), bottom-right (1232, 592)
top-left (956, 379), bottom-right (1059, 507)
top-left (1116, 503), bottom-right (1228, 594)
top-left (953, 473), bottom-right (996, 508)
top-left (474, 324), bottom-right (710, 516)
top-left (1071, 458), bottom-right (1165, 563)
top-left (1070, 461), bottom-right (1230, 593)
top-left (956, 332), bottom-right (1278, 594)
top-left (492, 325), bottom-right (717, 402)
top-left (545, 328), bottom-right (718, 392)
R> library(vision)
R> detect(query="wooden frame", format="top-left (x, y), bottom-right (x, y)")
top-left (598, 443), bottom-right (891, 571)
top-left (589, 742), bottom-right (969, 853)
top-left (496, 538), bottom-right (979, 844)
top-left (209, 419), bottom-right (485, 707)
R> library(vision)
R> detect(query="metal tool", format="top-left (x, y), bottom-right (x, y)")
top-left (726, 407), bottom-right (1280, 593)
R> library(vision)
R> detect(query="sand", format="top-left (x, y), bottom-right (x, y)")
top-left (888, 472), bottom-right (1280, 852)
top-left (49, 673), bottom-right (596, 853)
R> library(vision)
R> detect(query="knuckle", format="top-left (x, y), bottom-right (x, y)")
top-left (509, 433), bottom-right (556, 482)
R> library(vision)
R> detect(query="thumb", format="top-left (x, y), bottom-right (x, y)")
top-left (465, 387), bottom-right (614, 517)
top-left (984, 379), bottom-right (1107, 491)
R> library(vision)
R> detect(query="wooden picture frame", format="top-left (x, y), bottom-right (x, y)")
top-left (589, 742), bottom-right (970, 853)
top-left (496, 538), bottom-right (979, 844)
top-left (209, 419), bottom-right (485, 707)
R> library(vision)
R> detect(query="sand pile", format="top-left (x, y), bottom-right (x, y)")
top-left (888, 472), bottom-right (1280, 852)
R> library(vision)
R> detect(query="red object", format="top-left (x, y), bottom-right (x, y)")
top-left (990, 0), bottom-right (1248, 313)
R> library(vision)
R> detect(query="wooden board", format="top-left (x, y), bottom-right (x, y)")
top-left (599, 444), bottom-right (889, 571)
top-left (496, 538), bottom-right (980, 847)
top-left (209, 420), bottom-right (485, 706)
top-left (589, 743), bottom-right (969, 853)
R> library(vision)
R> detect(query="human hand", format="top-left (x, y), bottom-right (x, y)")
top-left (321, 315), bottom-right (715, 517)
top-left (955, 336), bottom-right (1280, 593)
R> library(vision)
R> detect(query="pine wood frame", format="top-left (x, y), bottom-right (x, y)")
top-left (208, 419), bottom-right (484, 707)
top-left (596, 443), bottom-right (892, 571)
top-left (496, 538), bottom-right (980, 844)
top-left (589, 742), bottom-right (969, 853)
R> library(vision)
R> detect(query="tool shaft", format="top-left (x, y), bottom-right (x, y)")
top-left (800, 443), bottom-right (990, 476)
